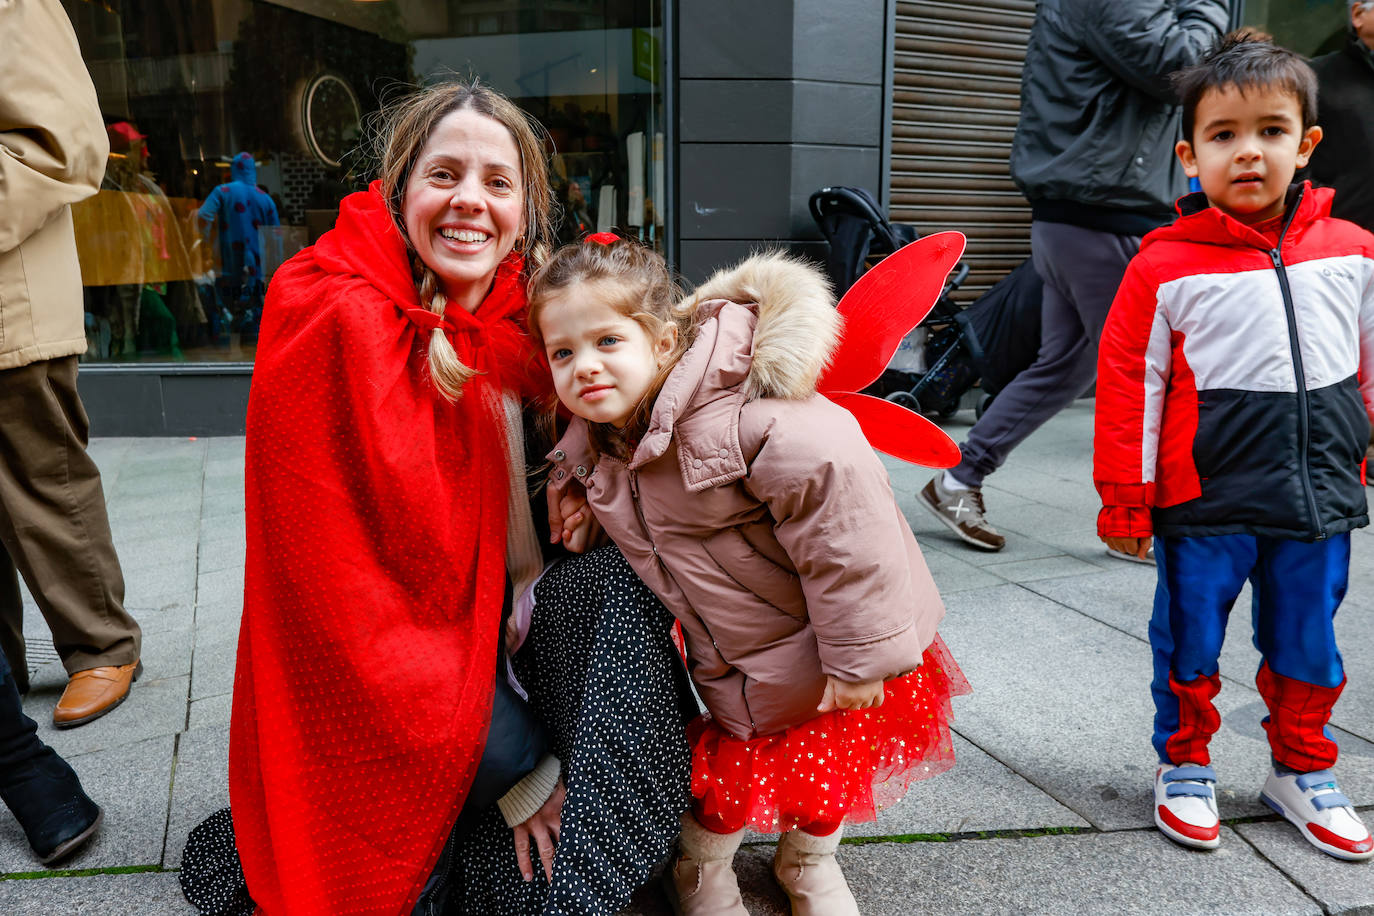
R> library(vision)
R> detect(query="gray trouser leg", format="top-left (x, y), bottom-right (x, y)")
top-left (950, 220), bottom-right (1141, 488)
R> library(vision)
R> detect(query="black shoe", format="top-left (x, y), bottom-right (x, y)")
top-left (0, 753), bottom-right (103, 864)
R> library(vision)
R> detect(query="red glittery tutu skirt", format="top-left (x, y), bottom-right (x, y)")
top-left (687, 635), bottom-right (970, 833)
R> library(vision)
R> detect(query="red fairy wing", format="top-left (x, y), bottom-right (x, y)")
top-left (827, 391), bottom-right (962, 468)
top-left (819, 230), bottom-right (967, 395)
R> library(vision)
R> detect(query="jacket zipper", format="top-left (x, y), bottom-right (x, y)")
top-left (1267, 187), bottom-right (1325, 540)
top-left (627, 468), bottom-right (660, 560)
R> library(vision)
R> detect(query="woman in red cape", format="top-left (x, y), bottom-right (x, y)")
top-left (210, 83), bottom-right (694, 916)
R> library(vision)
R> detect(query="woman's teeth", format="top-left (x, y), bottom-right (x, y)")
top-left (440, 229), bottom-right (488, 243)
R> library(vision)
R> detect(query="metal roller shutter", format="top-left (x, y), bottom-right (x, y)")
top-left (890, 0), bottom-right (1036, 302)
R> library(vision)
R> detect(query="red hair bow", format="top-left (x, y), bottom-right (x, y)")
top-left (584, 232), bottom-right (619, 246)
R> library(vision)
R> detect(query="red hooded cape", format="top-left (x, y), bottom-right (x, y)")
top-left (229, 184), bottom-right (546, 915)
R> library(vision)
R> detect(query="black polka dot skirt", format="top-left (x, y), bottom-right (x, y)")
top-left (450, 545), bottom-right (696, 915)
top-left (181, 546), bottom-right (694, 916)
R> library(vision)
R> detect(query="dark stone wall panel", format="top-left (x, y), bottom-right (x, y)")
top-left (789, 144), bottom-right (883, 238)
top-left (77, 371), bottom-right (165, 437)
top-left (678, 239), bottom-right (828, 286)
top-left (793, 0), bottom-right (886, 84)
top-left (679, 81), bottom-right (794, 143)
top-left (679, 144), bottom-right (792, 239)
top-left (681, 80), bottom-right (881, 146)
top-left (162, 375), bottom-right (251, 437)
top-left (678, 1), bottom-right (795, 79)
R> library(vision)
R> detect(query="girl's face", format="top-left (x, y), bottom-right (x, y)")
top-left (538, 280), bottom-right (676, 428)
top-left (403, 107), bottom-right (525, 313)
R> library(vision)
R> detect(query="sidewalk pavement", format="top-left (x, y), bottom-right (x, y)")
top-left (0, 399), bottom-right (1370, 915)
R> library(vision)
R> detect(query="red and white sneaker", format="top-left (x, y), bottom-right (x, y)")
top-left (1261, 767), bottom-right (1373, 861)
top-left (1154, 763), bottom-right (1221, 849)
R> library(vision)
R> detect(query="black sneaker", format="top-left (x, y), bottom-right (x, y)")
top-left (918, 477), bottom-right (1006, 551)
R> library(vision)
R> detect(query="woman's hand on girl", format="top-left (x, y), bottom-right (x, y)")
top-left (818, 676), bottom-right (886, 712)
top-left (512, 777), bottom-right (566, 883)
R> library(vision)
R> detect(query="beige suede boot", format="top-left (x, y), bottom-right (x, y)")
top-left (772, 826), bottom-right (860, 916)
top-left (665, 811), bottom-right (749, 916)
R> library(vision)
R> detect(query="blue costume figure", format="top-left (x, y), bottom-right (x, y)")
top-left (198, 152), bottom-right (279, 340)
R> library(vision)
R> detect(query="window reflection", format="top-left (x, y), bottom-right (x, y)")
top-left (62, 0), bottom-right (665, 365)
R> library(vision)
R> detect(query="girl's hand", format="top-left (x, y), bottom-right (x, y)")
top-left (546, 479), bottom-right (602, 552)
top-left (818, 676), bottom-right (885, 712)
top-left (512, 778), bottom-right (566, 883)
top-left (1102, 535), bottom-right (1151, 561)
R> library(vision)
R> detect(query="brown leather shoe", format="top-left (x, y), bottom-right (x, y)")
top-left (53, 660), bottom-right (142, 729)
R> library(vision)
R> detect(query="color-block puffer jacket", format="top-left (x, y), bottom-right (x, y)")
top-left (1095, 185), bottom-right (1374, 541)
top-left (549, 254), bottom-right (945, 740)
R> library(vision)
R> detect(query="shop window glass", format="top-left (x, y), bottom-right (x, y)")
top-left (1242, 0), bottom-right (1351, 54)
top-left (62, 0), bottom-right (665, 366)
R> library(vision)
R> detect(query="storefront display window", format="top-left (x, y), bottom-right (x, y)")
top-left (62, 0), bottom-right (666, 365)
top-left (1242, 0), bottom-right (1352, 54)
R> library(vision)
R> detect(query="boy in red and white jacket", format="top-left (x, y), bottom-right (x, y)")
top-left (1095, 33), bottom-right (1374, 861)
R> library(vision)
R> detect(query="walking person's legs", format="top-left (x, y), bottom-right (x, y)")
top-left (920, 221), bottom-right (1140, 550)
top-left (0, 356), bottom-right (141, 728)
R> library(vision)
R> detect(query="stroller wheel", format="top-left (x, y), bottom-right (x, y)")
top-left (885, 391), bottom-right (921, 412)
top-left (976, 394), bottom-right (993, 420)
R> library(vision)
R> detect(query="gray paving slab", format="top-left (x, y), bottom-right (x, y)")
top-left (106, 490), bottom-right (202, 520)
top-left (980, 553), bottom-right (1103, 583)
top-left (166, 726), bottom-right (231, 871)
top-left (187, 693), bottom-right (232, 731)
top-left (985, 500), bottom-right (1090, 537)
top-left (108, 511), bottom-right (202, 547)
top-left (975, 463), bottom-right (1104, 517)
top-left (916, 547), bottom-right (1008, 594)
top-left (200, 490), bottom-right (245, 521)
top-left (108, 470), bottom-right (204, 500)
top-left (115, 534), bottom-right (199, 575)
top-left (124, 560), bottom-right (199, 612)
top-left (193, 601), bottom-right (242, 646)
top-left (190, 629), bottom-right (238, 700)
top-left (195, 566), bottom-right (243, 611)
top-left (0, 872), bottom-right (191, 915)
top-left (831, 829), bottom-right (1321, 916)
top-left (1234, 818), bottom-right (1374, 914)
top-left (143, 624), bottom-right (194, 682)
top-left (846, 733), bottom-right (1089, 837)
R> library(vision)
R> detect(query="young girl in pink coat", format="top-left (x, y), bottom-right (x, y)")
top-left (531, 236), bottom-right (969, 915)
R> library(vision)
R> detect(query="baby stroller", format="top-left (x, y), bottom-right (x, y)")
top-left (906, 258), bottom-right (1045, 418)
top-left (810, 186), bottom-right (1043, 418)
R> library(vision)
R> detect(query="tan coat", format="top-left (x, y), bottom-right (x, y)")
top-left (0, 0), bottom-right (109, 371)
top-left (551, 254), bottom-right (946, 740)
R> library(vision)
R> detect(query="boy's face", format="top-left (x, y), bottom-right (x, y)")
top-left (1175, 84), bottom-right (1322, 226)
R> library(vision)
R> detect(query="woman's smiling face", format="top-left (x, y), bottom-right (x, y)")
top-left (403, 107), bottom-right (525, 312)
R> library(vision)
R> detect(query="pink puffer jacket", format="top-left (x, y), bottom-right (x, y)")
top-left (549, 253), bottom-right (945, 740)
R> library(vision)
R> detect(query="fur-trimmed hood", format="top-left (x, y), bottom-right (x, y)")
top-left (679, 251), bottom-right (839, 401)
top-left (616, 251), bottom-right (839, 479)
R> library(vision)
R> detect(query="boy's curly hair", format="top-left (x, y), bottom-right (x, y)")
top-left (1171, 30), bottom-right (1318, 142)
